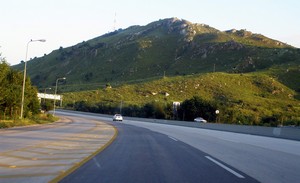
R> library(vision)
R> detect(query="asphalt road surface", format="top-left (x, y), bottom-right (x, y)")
top-left (123, 119), bottom-right (300, 183)
top-left (60, 115), bottom-right (258, 183)
top-left (2, 110), bottom-right (299, 183)
top-left (59, 111), bottom-right (300, 183)
top-left (0, 114), bottom-right (115, 183)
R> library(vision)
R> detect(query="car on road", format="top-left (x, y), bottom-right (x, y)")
top-left (113, 114), bottom-right (123, 121)
top-left (194, 117), bottom-right (207, 123)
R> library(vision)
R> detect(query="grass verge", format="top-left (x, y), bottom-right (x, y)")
top-left (0, 113), bottom-right (58, 129)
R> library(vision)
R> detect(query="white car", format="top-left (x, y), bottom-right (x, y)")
top-left (194, 117), bottom-right (207, 123)
top-left (113, 114), bottom-right (123, 121)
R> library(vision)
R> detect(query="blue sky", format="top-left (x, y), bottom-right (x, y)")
top-left (1, 0), bottom-right (300, 65)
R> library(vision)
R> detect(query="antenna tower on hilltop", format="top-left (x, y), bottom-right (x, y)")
top-left (113, 12), bottom-right (117, 31)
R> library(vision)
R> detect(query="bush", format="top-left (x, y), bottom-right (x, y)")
top-left (178, 96), bottom-right (217, 122)
top-left (41, 100), bottom-right (53, 111)
top-left (142, 102), bottom-right (168, 119)
top-left (262, 115), bottom-right (280, 127)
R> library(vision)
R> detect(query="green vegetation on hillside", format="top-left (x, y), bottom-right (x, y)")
top-left (62, 72), bottom-right (300, 126)
top-left (12, 18), bottom-right (298, 92)
top-left (10, 18), bottom-right (300, 126)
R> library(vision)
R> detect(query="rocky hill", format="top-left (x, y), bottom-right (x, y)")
top-left (13, 18), bottom-right (300, 92)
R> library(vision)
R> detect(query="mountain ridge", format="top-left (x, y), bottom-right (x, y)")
top-left (12, 18), bottom-right (299, 92)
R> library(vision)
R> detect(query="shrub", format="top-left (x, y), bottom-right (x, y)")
top-left (178, 96), bottom-right (217, 122)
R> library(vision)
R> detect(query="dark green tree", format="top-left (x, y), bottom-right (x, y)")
top-left (0, 58), bottom-right (40, 119)
top-left (178, 96), bottom-right (217, 122)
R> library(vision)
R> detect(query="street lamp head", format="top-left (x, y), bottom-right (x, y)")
top-left (57, 77), bottom-right (66, 81)
top-left (30, 39), bottom-right (46, 43)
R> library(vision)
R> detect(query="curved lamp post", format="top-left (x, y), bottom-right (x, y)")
top-left (20, 39), bottom-right (46, 119)
top-left (53, 77), bottom-right (66, 116)
top-left (215, 110), bottom-right (220, 123)
top-left (43, 87), bottom-right (52, 104)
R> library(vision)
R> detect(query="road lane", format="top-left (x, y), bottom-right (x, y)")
top-left (61, 121), bottom-right (258, 183)
top-left (55, 110), bottom-right (300, 183)
top-left (123, 120), bottom-right (300, 183)
top-left (0, 115), bottom-right (116, 183)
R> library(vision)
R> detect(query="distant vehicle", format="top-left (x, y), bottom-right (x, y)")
top-left (113, 114), bottom-right (123, 121)
top-left (194, 117), bottom-right (207, 123)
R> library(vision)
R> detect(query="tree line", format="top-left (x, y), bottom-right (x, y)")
top-left (0, 59), bottom-right (40, 120)
top-left (67, 95), bottom-right (299, 127)
top-left (68, 96), bottom-right (219, 122)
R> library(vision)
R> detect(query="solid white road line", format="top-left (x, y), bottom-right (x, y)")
top-left (205, 156), bottom-right (245, 179)
top-left (168, 136), bottom-right (178, 141)
top-left (93, 157), bottom-right (101, 168)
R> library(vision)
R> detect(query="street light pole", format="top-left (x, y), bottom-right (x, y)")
top-left (43, 87), bottom-right (52, 104)
top-left (53, 77), bottom-right (66, 116)
top-left (20, 39), bottom-right (46, 119)
top-left (215, 110), bottom-right (220, 123)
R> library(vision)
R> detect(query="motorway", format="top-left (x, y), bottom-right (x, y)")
top-left (61, 119), bottom-right (257, 183)
top-left (1, 110), bottom-right (300, 183)
top-left (59, 111), bottom-right (300, 183)
top-left (122, 120), bottom-right (300, 183)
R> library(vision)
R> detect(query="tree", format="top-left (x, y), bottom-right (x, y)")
top-left (141, 102), bottom-right (170, 119)
top-left (142, 103), bottom-right (154, 118)
top-left (178, 96), bottom-right (217, 122)
top-left (0, 60), bottom-right (11, 118)
top-left (23, 78), bottom-right (40, 117)
top-left (0, 58), bottom-right (40, 119)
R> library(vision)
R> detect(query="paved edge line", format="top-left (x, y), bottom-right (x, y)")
top-left (49, 123), bottom-right (118, 183)
top-left (0, 172), bottom-right (61, 178)
top-left (168, 136), bottom-right (178, 141)
top-left (205, 156), bottom-right (245, 179)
